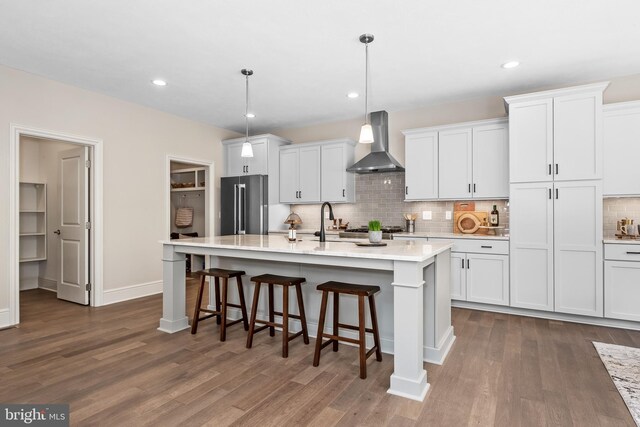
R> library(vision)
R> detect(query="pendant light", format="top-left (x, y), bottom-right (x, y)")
top-left (358, 34), bottom-right (374, 144)
top-left (241, 68), bottom-right (254, 158)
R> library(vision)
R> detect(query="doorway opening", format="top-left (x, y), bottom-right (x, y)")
top-left (9, 125), bottom-right (103, 327)
top-left (165, 156), bottom-right (214, 276)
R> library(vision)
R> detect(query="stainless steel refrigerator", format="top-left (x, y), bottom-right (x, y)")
top-left (220, 175), bottom-right (268, 235)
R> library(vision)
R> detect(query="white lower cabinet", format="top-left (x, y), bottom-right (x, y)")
top-left (604, 244), bottom-right (640, 322)
top-left (466, 253), bottom-right (509, 305)
top-left (450, 252), bottom-right (467, 300)
top-left (429, 237), bottom-right (509, 305)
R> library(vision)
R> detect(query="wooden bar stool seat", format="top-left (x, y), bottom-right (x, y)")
top-left (313, 281), bottom-right (382, 379)
top-left (246, 274), bottom-right (309, 358)
top-left (191, 268), bottom-right (249, 341)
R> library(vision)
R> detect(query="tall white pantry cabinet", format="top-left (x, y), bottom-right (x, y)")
top-left (505, 82), bottom-right (608, 317)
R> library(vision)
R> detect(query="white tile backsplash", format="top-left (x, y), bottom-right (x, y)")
top-left (604, 197), bottom-right (640, 237)
top-left (289, 172), bottom-right (509, 233)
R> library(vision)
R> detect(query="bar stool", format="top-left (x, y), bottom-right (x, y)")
top-left (191, 268), bottom-right (249, 341)
top-left (246, 274), bottom-right (310, 358)
top-left (313, 281), bottom-right (382, 379)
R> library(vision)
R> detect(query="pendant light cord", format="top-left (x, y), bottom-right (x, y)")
top-left (364, 41), bottom-right (369, 124)
top-left (245, 74), bottom-right (249, 141)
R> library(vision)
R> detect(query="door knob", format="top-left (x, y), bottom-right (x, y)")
top-left (53, 229), bottom-right (61, 235)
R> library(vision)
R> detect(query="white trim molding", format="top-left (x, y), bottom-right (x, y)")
top-left (103, 281), bottom-right (163, 306)
top-left (8, 124), bottom-right (104, 328)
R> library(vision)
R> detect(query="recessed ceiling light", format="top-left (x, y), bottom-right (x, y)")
top-left (501, 61), bottom-right (520, 69)
top-left (152, 79), bottom-right (167, 86)
top-left (347, 92), bottom-right (359, 99)
top-left (245, 113), bottom-right (255, 118)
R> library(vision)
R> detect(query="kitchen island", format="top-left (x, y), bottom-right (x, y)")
top-left (160, 234), bottom-right (454, 401)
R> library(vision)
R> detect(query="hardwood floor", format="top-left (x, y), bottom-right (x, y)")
top-left (2, 284), bottom-right (638, 426)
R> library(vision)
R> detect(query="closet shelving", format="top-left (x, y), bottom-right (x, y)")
top-left (170, 167), bottom-right (206, 192)
top-left (19, 182), bottom-right (47, 263)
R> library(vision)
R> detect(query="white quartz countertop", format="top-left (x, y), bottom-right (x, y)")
top-left (162, 234), bottom-right (453, 262)
top-left (603, 238), bottom-right (640, 245)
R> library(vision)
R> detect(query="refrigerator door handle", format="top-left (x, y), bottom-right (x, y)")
top-left (238, 183), bottom-right (246, 234)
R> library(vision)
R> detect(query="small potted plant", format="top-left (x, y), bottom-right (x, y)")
top-left (368, 220), bottom-right (382, 243)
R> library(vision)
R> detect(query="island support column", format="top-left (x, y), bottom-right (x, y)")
top-left (158, 244), bottom-right (190, 333)
top-left (388, 259), bottom-right (431, 401)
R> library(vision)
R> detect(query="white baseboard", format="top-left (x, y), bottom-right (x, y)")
top-left (0, 309), bottom-right (11, 329)
top-left (38, 277), bottom-right (57, 292)
top-left (103, 280), bottom-right (163, 305)
top-left (452, 300), bottom-right (640, 332)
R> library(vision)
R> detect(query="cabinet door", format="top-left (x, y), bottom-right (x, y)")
top-left (247, 139), bottom-right (268, 175)
top-left (298, 146), bottom-right (321, 203)
top-left (472, 123), bottom-right (509, 198)
top-left (554, 180), bottom-right (603, 317)
top-left (405, 132), bottom-right (438, 200)
top-left (225, 143), bottom-right (246, 177)
top-left (450, 252), bottom-right (467, 301)
top-left (604, 260), bottom-right (640, 322)
top-left (603, 105), bottom-right (640, 196)
top-left (466, 254), bottom-right (509, 306)
top-left (553, 92), bottom-right (602, 181)
top-left (279, 149), bottom-right (299, 203)
top-left (509, 182), bottom-right (554, 311)
top-left (438, 128), bottom-right (473, 199)
top-left (321, 144), bottom-right (346, 201)
top-left (508, 99), bottom-right (554, 183)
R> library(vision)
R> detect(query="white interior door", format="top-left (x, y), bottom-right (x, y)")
top-left (57, 146), bottom-right (89, 305)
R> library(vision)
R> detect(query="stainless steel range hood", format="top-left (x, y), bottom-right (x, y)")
top-left (347, 110), bottom-right (405, 173)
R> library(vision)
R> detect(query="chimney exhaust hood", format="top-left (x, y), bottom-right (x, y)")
top-left (347, 110), bottom-right (405, 174)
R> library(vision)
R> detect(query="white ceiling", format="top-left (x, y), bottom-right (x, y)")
top-left (1, 1), bottom-right (639, 133)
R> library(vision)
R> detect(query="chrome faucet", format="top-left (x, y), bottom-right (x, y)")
top-left (320, 202), bottom-right (334, 242)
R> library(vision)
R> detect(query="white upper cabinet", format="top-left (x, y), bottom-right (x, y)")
top-left (472, 123), bottom-right (509, 198)
top-left (298, 146), bottom-right (321, 203)
top-left (403, 118), bottom-right (508, 201)
top-left (279, 148), bottom-right (299, 203)
top-left (279, 145), bottom-right (321, 204)
top-left (223, 134), bottom-right (290, 178)
top-left (403, 131), bottom-right (438, 200)
top-left (508, 99), bottom-right (553, 183)
top-left (603, 101), bottom-right (640, 196)
top-left (553, 92), bottom-right (602, 181)
top-left (321, 140), bottom-right (356, 203)
top-left (279, 139), bottom-right (354, 204)
top-left (505, 82), bottom-right (608, 183)
top-left (438, 128), bottom-right (473, 199)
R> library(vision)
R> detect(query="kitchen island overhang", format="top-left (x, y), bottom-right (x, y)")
top-left (160, 235), bottom-right (455, 401)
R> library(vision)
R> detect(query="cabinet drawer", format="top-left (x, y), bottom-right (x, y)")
top-left (604, 244), bottom-right (640, 261)
top-left (429, 238), bottom-right (509, 255)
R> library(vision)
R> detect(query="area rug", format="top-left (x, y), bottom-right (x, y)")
top-left (593, 341), bottom-right (640, 426)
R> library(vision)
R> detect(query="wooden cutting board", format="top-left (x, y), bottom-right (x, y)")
top-left (454, 211), bottom-right (488, 234)
top-left (454, 201), bottom-right (475, 212)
